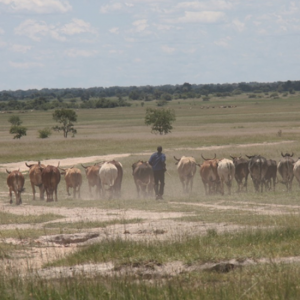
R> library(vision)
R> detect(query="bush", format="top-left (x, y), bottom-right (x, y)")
top-left (38, 128), bottom-right (52, 139)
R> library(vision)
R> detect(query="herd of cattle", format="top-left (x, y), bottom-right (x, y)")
top-left (5, 152), bottom-right (300, 205)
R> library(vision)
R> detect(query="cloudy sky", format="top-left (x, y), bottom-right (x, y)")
top-left (0, 0), bottom-right (299, 91)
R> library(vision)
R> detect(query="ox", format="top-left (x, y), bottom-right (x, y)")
top-left (230, 156), bottom-right (249, 192)
top-left (293, 159), bottom-right (300, 187)
top-left (246, 155), bottom-right (268, 192)
top-left (60, 167), bottom-right (82, 199)
top-left (99, 161), bottom-right (119, 199)
top-left (132, 160), bottom-right (154, 198)
top-left (41, 164), bottom-right (61, 202)
top-left (264, 159), bottom-right (277, 192)
top-left (277, 152), bottom-right (295, 192)
top-left (25, 161), bottom-right (45, 200)
top-left (199, 154), bottom-right (220, 195)
top-left (217, 159), bottom-right (235, 195)
top-left (107, 160), bottom-right (123, 198)
top-left (81, 163), bottom-right (102, 198)
top-left (174, 156), bottom-right (198, 193)
top-left (6, 169), bottom-right (25, 205)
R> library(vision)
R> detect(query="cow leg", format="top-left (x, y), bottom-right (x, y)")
top-left (9, 188), bottom-right (13, 204)
top-left (31, 182), bottom-right (36, 200)
top-left (67, 186), bottom-right (71, 196)
top-left (39, 185), bottom-right (45, 200)
top-left (55, 188), bottom-right (58, 201)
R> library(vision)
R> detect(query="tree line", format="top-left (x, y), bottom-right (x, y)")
top-left (1, 80), bottom-right (299, 105)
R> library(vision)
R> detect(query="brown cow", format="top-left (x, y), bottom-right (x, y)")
top-left (60, 167), bottom-right (82, 199)
top-left (41, 164), bottom-right (61, 202)
top-left (174, 156), bottom-right (198, 193)
top-left (6, 169), bottom-right (25, 205)
top-left (264, 159), bottom-right (277, 192)
top-left (199, 154), bottom-right (220, 195)
top-left (230, 156), bottom-right (249, 192)
top-left (25, 161), bottom-right (46, 200)
top-left (81, 163), bottom-right (102, 198)
top-left (132, 160), bottom-right (154, 198)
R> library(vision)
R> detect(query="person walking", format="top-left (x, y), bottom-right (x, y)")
top-left (149, 146), bottom-right (166, 200)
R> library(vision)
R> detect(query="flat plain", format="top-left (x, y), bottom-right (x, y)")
top-left (1, 93), bottom-right (300, 299)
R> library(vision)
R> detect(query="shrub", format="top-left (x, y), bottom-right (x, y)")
top-left (38, 128), bottom-right (52, 139)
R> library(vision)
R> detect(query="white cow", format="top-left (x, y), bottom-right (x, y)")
top-left (99, 162), bottom-right (118, 199)
top-left (217, 158), bottom-right (235, 195)
top-left (293, 159), bottom-right (300, 187)
top-left (174, 156), bottom-right (198, 193)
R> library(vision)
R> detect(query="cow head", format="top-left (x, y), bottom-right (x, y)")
top-left (201, 154), bottom-right (216, 161)
top-left (281, 152), bottom-right (294, 158)
top-left (173, 156), bottom-right (181, 165)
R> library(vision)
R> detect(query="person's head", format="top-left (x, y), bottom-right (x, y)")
top-left (157, 146), bottom-right (162, 153)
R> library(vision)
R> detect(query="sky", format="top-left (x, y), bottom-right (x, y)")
top-left (0, 0), bottom-right (299, 91)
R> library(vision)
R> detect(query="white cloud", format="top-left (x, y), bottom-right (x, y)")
top-left (14, 19), bottom-right (97, 41)
top-left (64, 49), bottom-right (98, 58)
top-left (176, 0), bottom-right (233, 10)
top-left (177, 11), bottom-right (225, 23)
top-left (132, 19), bottom-right (148, 32)
top-left (214, 36), bottom-right (231, 47)
top-left (0, 27), bottom-right (4, 34)
top-left (232, 19), bottom-right (245, 32)
top-left (11, 44), bottom-right (31, 53)
top-left (100, 3), bottom-right (123, 13)
top-left (161, 45), bottom-right (175, 53)
top-left (60, 19), bottom-right (97, 35)
top-left (0, 0), bottom-right (72, 14)
top-left (109, 27), bottom-right (120, 34)
top-left (9, 61), bottom-right (44, 69)
top-left (14, 19), bottom-right (65, 41)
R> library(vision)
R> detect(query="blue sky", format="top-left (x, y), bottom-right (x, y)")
top-left (0, 0), bottom-right (299, 91)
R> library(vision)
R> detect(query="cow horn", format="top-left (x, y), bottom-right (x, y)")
top-left (173, 156), bottom-right (180, 162)
top-left (6, 169), bottom-right (11, 174)
top-left (81, 164), bottom-right (88, 169)
top-left (25, 162), bottom-right (32, 168)
top-left (291, 152), bottom-right (294, 157)
top-left (281, 152), bottom-right (285, 157)
top-left (230, 156), bottom-right (235, 159)
top-left (57, 162), bottom-right (60, 168)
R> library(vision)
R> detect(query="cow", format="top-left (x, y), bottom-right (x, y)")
top-left (277, 152), bottom-right (295, 192)
top-left (246, 155), bottom-right (268, 192)
top-left (41, 164), bottom-right (61, 202)
top-left (60, 167), bottom-right (82, 199)
top-left (107, 160), bottom-right (123, 198)
top-left (99, 161), bottom-right (118, 199)
top-left (217, 159), bottom-right (235, 195)
top-left (25, 161), bottom-right (46, 200)
top-left (81, 163), bottom-right (102, 198)
top-left (199, 154), bottom-right (220, 195)
top-left (264, 159), bottom-right (277, 192)
top-left (174, 156), bottom-right (198, 193)
top-left (132, 160), bottom-right (154, 198)
top-left (6, 169), bottom-right (25, 205)
top-left (230, 156), bottom-right (249, 192)
top-left (293, 158), bottom-right (300, 187)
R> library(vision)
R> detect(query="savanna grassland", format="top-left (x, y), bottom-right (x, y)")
top-left (1, 93), bottom-right (300, 299)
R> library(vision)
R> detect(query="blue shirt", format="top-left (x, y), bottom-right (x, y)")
top-left (149, 152), bottom-right (166, 171)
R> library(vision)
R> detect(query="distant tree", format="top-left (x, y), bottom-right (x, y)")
top-left (10, 125), bottom-right (27, 139)
top-left (145, 108), bottom-right (176, 135)
top-left (38, 127), bottom-right (52, 139)
top-left (8, 115), bottom-right (27, 139)
top-left (8, 115), bottom-right (22, 126)
top-left (52, 109), bottom-right (77, 138)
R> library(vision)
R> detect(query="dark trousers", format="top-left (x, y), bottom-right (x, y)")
top-left (153, 169), bottom-right (165, 196)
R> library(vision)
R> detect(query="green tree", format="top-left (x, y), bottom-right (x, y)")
top-left (38, 127), bottom-right (52, 139)
top-left (145, 108), bottom-right (176, 135)
top-left (8, 115), bottom-right (22, 126)
top-left (10, 125), bottom-right (27, 139)
top-left (52, 109), bottom-right (78, 138)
